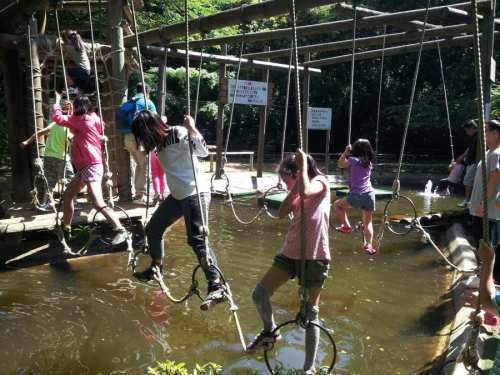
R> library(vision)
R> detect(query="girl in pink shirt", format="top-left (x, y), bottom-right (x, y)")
top-left (52, 92), bottom-right (126, 244)
top-left (334, 139), bottom-right (376, 255)
top-left (247, 149), bottom-right (330, 373)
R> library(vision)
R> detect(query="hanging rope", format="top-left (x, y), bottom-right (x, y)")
top-left (280, 48), bottom-right (294, 166)
top-left (436, 41), bottom-right (455, 163)
top-left (347, 3), bottom-right (358, 146)
top-left (193, 37), bottom-right (205, 124)
top-left (374, 24), bottom-right (387, 166)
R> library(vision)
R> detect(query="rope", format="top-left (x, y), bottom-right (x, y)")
top-left (347, 4), bottom-right (358, 146)
top-left (374, 24), bottom-right (387, 166)
top-left (0, 0), bottom-right (18, 14)
top-left (436, 41), bottom-right (455, 162)
top-left (193, 39), bottom-right (205, 124)
top-left (87, 0), bottom-right (114, 208)
top-left (393, 0), bottom-right (432, 195)
top-left (280, 47), bottom-right (293, 165)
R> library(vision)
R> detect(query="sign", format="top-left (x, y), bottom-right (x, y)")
top-left (227, 79), bottom-right (268, 106)
top-left (307, 107), bottom-right (332, 130)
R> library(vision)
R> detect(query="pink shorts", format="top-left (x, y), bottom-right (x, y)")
top-left (76, 163), bottom-right (104, 183)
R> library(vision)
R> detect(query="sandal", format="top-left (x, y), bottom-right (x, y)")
top-left (335, 224), bottom-right (353, 234)
top-left (363, 244), bottom-right (377, 255)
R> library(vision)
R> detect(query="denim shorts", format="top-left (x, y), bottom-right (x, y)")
top-left (273, 253), bottom-right (330, 288)
top-left (346, 191), bottom-right (376, 211)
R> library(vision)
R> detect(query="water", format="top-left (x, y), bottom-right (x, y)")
top-left (0, 190), bottom-right (461, 374)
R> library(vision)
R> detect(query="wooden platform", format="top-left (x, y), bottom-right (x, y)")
top-left (0, 201), bottom-right (149, 235)
top-left (261, 183), bottom-right (350, 208)
top-left (335, 188), bottom-right (393, 199)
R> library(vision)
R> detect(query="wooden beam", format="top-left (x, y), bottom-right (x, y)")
top-left (51, 1), bottom-right (108, 10)
top-left (303, 32), bottom-right (500, 67)
top-left (123, 0), bottom-right (338, 48)
top-left (169, 1), bottom-right (490, 49)
top-left (141, 45), bottom-right (322, 74)
top-left (243, 24), bottom-right (471, 59)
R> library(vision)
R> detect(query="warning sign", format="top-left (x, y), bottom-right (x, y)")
top-left (307, 107), bottom-right (332, 130)
top-left (227, 79), bottom-right (268, 106)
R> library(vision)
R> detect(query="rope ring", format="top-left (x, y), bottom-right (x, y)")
top-left (382, 195), bottom-right (417, 236)
top-left (263, 319), bottom-right (337, 374)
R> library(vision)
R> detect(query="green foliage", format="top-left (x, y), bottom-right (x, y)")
top-left (492, 84), bottom-right (500, 119)
top-left (147, 360), bottom-right (222, 375)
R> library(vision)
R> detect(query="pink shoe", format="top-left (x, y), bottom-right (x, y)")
top-left (335, 224), bottom-right (353, 234)
top-left (363, 244), bottom-right (377, 255)
top-left (484, 311), bottom-right (499, 326)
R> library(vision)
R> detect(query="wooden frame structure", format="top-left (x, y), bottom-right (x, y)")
top-left (0, 0), bottom-right (497, 200)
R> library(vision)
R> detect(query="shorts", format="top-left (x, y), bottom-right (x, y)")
top-left (273, 253), bottom-right (330, 288)
top-left (463, 164), bottom-right (477, 187)
top-left (346, 191), bottom-right (376, 211)
top-left (75, 163), bottom-right (103, 183)
top-left (43, 156), bottom-right (74, 188)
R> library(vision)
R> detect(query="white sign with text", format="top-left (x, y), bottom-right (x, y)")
top-left (227, 79), bottom-right (268, 106)
top-left (307, 107), bottom-right (332, 130)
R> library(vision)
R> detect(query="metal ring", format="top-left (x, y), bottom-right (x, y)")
top-left (264, 319), bottom-right (337, 374)
top-left (382, 195), bottom-right (417, 236)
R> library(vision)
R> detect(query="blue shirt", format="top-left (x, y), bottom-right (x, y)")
top-left (118, 93), bottom-right (157, 134)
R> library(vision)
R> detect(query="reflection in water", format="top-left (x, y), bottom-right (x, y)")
top-left (0, 189), bottom-right (460, 374)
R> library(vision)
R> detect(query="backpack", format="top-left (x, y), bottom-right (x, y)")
top-left (115, 98), bottom-right (138, 132)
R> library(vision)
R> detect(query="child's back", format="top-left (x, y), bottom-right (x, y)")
top-left (348, 156), bottom-right (372, 193)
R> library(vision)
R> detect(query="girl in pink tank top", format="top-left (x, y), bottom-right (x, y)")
top-left (247, 150), bottom-right (331, 373)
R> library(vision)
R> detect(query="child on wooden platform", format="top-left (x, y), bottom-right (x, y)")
top-left (334, 138), bottom-right (376, 255)
top-left (247, 150), bottom-right (330, 373)
top-left (52, 91), bottom-right (127, 245)
top-left (60, 30), bottom-right (91, 93)
top-left (20, 119), bottom-right (74, 210)
top-left (130, 110), bottom-right (226, 310)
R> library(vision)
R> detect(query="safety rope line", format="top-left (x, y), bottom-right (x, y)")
top-left (280, 47), bottom-right (293, 166)
top-left (374, 24), bottom-right (387, 166)
top-left (87, 0), bottom-right (114, 208)
top-left (347, 3), bottom-right (358, 146)
top-left (393, 0), bottom-right (432, 195)
top-left (193, 37), bottom-right (205, 124)
top-left (436, 41), bottom-right (455, 162)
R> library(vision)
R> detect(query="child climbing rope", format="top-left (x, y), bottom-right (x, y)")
top-left (334, 139), bottom-right (376, 255)
top-left (59, 30), bottom-right (91, 93)
top-left (52, 91), bottom-right (128, 245)
top-left (20, 119), bottom-right (74, 210)
top-left (130, 110), bottom-right (226, 310)
top-left (247, 150), bottom-right (330, 373)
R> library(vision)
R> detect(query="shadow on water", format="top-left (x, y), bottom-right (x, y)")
top-left (0, 188), bottom-right (466, 374)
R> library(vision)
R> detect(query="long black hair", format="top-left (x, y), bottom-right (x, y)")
top-left (73, 96), bottom-right (91, 116)
top-left (62, 30), bottom-right (85, 53)
top-left (278, 152), bottom-right (323, 180)
top-left (351, 138), bottom-right (375, 168)
top-left (131, 110), bottom-right (170, 152)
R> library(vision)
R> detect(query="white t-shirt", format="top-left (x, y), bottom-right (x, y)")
top-left (155, 126), bottom-right (209, 200)
top-left (469, 146), bottom-right (500, 220)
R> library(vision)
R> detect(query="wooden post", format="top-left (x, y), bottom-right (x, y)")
top-left (257, 46), bottom-right (271, 177)
top-left (215, 45), bottom-right (227, 178)
top-left (157, 49), bottom-right (167, 116)
top-left (301, 53), bottom-right (311, 152)
top-left (108, 0), bottom-right (131, 201)
top-left (481, 0), bottom-right (497, 119)
top-left (28, 18), bottom-right (45, 149)
top-left (1, 49), bottom-right (32, 202)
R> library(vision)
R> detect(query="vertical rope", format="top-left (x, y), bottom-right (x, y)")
top-left (394, 0), bottom-right (431, 193)
top-left (347, 5), bottom-right (358, 146)
top-left (374, 24), bottom-right (387, 166)
top-left (280, 47), bottom-right (293, 164)
top-left (87, 0), bottom-right (114, 207)
top-left (436, 41), bottom-right (455, 162)
top-left (194, 42), bottom-right (205, 124)
top-left (185, 0), bottom-right (191, 116)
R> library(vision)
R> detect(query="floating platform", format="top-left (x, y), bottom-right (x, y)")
top-left (335, 188), bottom-right (393, 199)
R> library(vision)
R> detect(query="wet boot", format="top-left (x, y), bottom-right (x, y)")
top-left (200, 282), bottom-right (227, 311)
top-left (133, 262), bottom-right (163, 283)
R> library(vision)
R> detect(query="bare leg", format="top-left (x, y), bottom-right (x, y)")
top-left (334, 198), bottom-right (352, 227)
top-left (362, 210), bottom-right (374, 246)
top-left (304, 287), bottom-right (322, 371)
top-left (63, 176), bottom-right (85, 228)
top-left (86, 180), bottom-right (123, 230)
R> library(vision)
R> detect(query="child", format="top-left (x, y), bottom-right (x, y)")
top-left (333, 139), bottom-right (376, 255)
top-left (20, 120), bottom-right (74, 209)
top-left (436, 161), bottom-right (465, 196)
top-left (52, 91), bottom-right (127, 245)
top-left (60, 30), bottom-right (91, 92)
top-left (130, 110), bottom-right (225, 310)
top-left (247, 150), bottom-right (330, 373)
top-left (469, 119), bottom-right (500, 281)
top-left (458, 120), bottom-right (479, 208)
top-left (150, 115), bottom-right (168, 204)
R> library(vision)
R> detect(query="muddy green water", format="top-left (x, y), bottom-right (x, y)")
top-left (0, 190), bottom-right (460, 374)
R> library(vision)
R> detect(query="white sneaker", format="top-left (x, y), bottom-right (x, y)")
top-left (132, 195), bottom-right (153, 206)
top-left (457, 200), bottom-right (469, 208)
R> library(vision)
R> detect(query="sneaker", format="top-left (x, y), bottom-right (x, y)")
top-left (133, 195), bottom-right (153, 206)
top-left (133, 263), bottom-right (163, 283)
top-left (62, 227), bottom-right (73, 243)
top-left (457, 200), bottom-right (469, 208)
top-left (246, 329), bottom-right (282, 352)
top-left (109, 228), bottom-right (129, 246)
top-left (363, 244), bottom-right (377, 255)
top-left (484, 311), bottom-right (499, 326)
top-left (335, 224), bottom-right (353, 234)
top-left (200, 283), bottom-right (227, 311)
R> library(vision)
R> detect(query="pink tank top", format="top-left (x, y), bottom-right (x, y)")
top-left (281, 175), bottom-right (331, 260)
